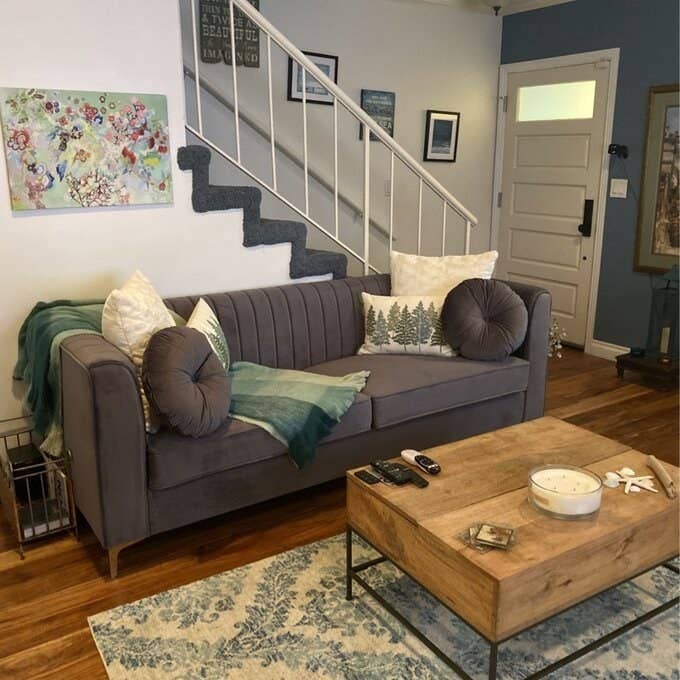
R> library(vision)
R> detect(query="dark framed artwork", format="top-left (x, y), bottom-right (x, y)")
top-left (360, 89), bottom-right (395, 141)
top-left (287, 52), bottom-right (338, 105)
top-left (423, 110), bottom-right (460, 162)
top-left (635, 84), bottom-right (680, 273)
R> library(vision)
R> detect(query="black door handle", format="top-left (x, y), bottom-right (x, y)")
top-left (578, 199), bottom-right (594, 237)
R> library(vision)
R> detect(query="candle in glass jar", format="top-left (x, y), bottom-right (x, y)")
top-left (529, 465), bottom-right (602, 519)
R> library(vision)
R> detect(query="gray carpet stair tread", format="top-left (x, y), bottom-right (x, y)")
top-left (178, 145), bottom-right (347, 279)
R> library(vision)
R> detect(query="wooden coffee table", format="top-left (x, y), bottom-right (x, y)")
top-left (346, 417), bottom-right (679, 680)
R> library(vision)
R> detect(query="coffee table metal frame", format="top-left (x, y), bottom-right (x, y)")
top-left (346, 525), bottom-right (679, 680)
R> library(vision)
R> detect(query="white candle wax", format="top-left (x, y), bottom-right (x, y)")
top-left (529, 466), bottom-right (602, 517)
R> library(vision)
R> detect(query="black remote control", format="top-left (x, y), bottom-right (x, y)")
top-left (371, 460), bottom-right (412, 485)
top-left (408, 470), bottom-right (429, 488)
top-left (415, 454), bottom-right (441, 475)
top-left (354, 469), bottom-right (381, 485)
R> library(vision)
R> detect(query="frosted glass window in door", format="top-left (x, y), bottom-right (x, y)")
top-left (517, 80), bottom-right (596, 122)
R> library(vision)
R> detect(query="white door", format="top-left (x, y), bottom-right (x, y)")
top-left (496, 61), bottom-right (612, 346)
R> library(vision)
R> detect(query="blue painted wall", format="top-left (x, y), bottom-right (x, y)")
top-left (501, 0), bottom-right (679, 348)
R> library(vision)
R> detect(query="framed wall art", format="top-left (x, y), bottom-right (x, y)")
top-left (199, 0), bottom-right (260, 67)
top-left (423, 110), bottom-right (460, 162)
top-left (360, 89), bottom-right (395, 141)
top-left (635, 84), bottom-right (680, 273)
top-left (287, 52), bottom-right (338, 105)
top-left (0, 87), bottom-right (173, 210)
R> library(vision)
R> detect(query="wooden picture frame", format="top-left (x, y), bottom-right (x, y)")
top-left (287, 52), bottom-right (338, 105)
top-left (423, 110), bottom-right (460, 162)
top-left (634, 84), bottom-right (680, 273)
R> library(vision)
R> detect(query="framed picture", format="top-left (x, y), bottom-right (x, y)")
top-left (423, 110), bottom-right (460, 162)
top-left (635, 84), bottom-right (680, 273)
top-left (287, 52), bottom-right (338, 105)
top-left (360, 89), bottom-right (395, 141)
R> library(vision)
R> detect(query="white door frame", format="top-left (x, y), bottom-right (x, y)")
top-left (490, 48), bottom-right (620, 357)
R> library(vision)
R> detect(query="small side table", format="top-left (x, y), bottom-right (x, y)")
top-left (616, 353), bottom-right (679, 386)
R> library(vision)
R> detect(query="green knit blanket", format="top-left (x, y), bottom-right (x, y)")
top-left (229, 361), bottom-right (370, 468)
top-left (14, 299), bottom-right (104, 454)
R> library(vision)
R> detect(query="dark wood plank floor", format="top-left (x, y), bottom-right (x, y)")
top-left (0, 348), bottom-right (677, 679)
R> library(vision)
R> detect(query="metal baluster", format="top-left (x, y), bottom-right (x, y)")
top-left (363, 124), bottom-right (370, 275)
top-left (389, 152), bottom-right (394, 255)
top-left (228, 0), bottom-right (241, 162)
top-left (333, 98), bottom-right (339, 239)
top-left (189, 0), bottom-right (203, 134)
top-left (267, 35), bottom-right (277, 191)
top-left (441, 200), bottom-right (447, 255)
top-left (465, 220), bottom-right (472, 255)
top-left (417, 178), bottom-right (423, 255)
top-left (302, 66), bottom-right (309, 215)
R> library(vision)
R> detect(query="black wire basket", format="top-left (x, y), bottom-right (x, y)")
top-left (0, 427), bottom-right (77, 557)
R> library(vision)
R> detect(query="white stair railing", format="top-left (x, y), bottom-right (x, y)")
top-left (185, 0), bottom-right (478, 274)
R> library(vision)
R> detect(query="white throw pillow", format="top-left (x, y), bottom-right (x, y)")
top-left (187, 298), bottom-right (230, 371)
top-left (358, 292), bottom-right (454, 357)
top-left (102, 271), bottom-right (175, 431)
top-left (390, 250), bottom-right (498, 297)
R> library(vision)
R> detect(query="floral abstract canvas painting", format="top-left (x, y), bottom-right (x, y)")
top-left (0, 88), bottom-right (173, 210)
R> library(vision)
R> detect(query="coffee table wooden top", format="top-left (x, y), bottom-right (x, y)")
top-left (346, 417), bottom-right (679, 641)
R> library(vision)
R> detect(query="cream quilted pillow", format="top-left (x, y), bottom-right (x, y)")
top-left (102, 271), bottom-right (175, 432)
top-left (390, 250), bottom-right (498, 297)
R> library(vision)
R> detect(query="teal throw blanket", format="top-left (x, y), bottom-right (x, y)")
top-left (229, 361), bottom-right (370, 469)
top-left (14, 300), bottom-right (104, 445)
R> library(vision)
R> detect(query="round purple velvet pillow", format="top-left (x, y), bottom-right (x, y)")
top-left (143, 327), bottom-right (231, 437)
top-left (441, 279), bottom-right (528, 361)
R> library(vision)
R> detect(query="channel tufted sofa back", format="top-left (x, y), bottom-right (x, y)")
top-left (164, 274), bottom-right (390, 370)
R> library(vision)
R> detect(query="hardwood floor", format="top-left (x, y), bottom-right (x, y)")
top-left (0, 348), bottom-right (677, 679)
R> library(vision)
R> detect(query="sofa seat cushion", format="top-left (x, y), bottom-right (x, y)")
top-left (147, 392), bottom-right (372, 490)
top-left (306, 354), bottom-right (529, 429)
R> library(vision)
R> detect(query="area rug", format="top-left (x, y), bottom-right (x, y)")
top-left (89, 534), bottom-right (679, 679)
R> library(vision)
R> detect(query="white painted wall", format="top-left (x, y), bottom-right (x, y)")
top-left (0, 0), bottom-right (323, 422)
top-left (181, 0), bottom-right (502, 273)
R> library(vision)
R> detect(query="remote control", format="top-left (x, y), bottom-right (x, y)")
top-left (401, 449), bottom-right (441, 475)
top-left (371, 460), bottom-right (412, 486)
top-left (408, 470), bottom-right (429, 488)
top-left (354, 469), bottom-right (381, 485)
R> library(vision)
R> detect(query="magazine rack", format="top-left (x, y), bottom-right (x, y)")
top-left (0, 426), bottom-right (77, 557)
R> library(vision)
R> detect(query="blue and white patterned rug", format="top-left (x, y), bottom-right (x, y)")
top-left (89, 534), bottom-right (679, 679)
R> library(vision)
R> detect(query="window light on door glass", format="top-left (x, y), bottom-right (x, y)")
top-left (517, 80), bottom-right (596, 122)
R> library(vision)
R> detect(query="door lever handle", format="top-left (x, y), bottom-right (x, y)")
top-left (578, 199), bottom-right (594, 237)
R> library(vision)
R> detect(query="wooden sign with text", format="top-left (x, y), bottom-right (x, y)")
top-left (199, 0), bottom-right (260, 68)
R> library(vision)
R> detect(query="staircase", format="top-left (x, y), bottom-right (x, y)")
top-left (179, 0), bottom-right (478, 279)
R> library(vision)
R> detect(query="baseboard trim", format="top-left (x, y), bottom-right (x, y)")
top-left (586, 340), bottom-right (628, 362)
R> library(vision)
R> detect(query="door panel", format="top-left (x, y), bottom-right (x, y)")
top-left (497, 61), bottom-right (611, 346)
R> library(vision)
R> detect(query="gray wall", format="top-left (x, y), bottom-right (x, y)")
top-left (501, 0), bottom-right (679, 348)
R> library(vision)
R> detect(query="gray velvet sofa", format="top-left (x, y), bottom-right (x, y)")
top-left (60, 274), bottom-right (550, 577)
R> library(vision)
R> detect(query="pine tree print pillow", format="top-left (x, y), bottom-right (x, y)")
top-left (358, 292), bottom-right (455, 357)
top-left (186, 298), bottom-right (230, 371)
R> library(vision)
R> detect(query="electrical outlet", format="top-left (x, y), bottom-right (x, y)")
top-left (384, 180), bottom-right (391, 197)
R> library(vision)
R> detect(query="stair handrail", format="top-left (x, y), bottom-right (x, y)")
top-left (228, 0), bottom-right (478, 228)
top-left (183, 64), bottom-right (394, 243)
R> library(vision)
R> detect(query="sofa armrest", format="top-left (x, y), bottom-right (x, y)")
top-left (61, 334), bottom-right (149, 549)
top-left (502, 280), bottom-right (552, 420)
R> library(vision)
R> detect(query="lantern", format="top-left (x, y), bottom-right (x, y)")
top-left (646, 265), bottom-right (679, 359)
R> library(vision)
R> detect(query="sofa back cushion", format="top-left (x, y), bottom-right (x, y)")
top-left (164, 274), bottom-right (390, 370)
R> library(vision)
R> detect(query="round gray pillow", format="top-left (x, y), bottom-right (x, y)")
top-left (143, 327), bottom-right (231, 437)
top-left (441, 279), bottom-right (528, 361)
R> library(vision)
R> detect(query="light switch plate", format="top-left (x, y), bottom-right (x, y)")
top-left (610, 178), bottom-right (628, 198)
